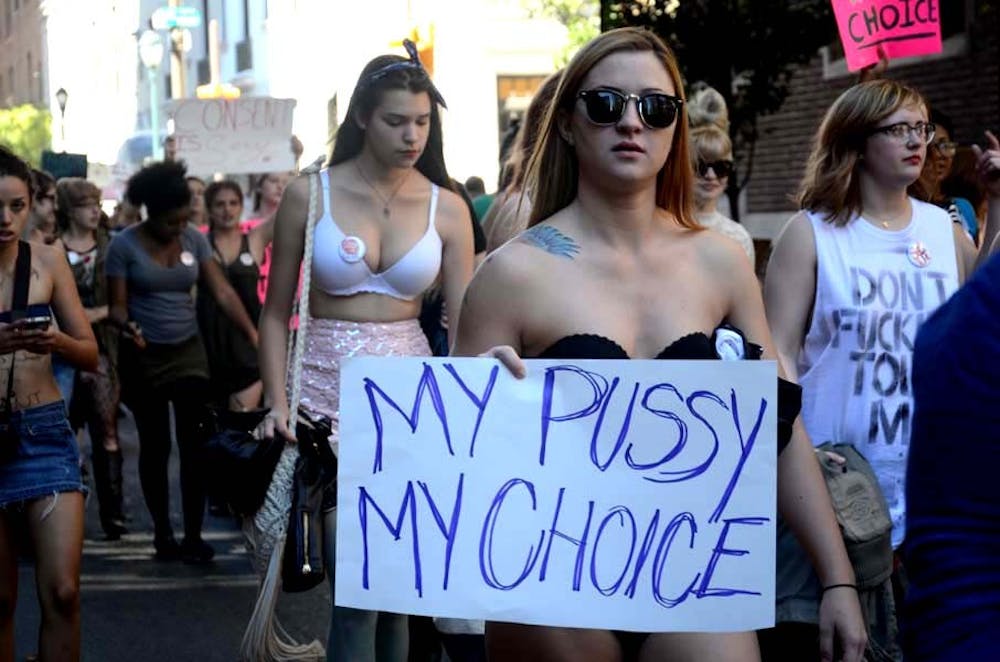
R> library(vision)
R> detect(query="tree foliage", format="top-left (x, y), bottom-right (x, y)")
top-left (0, 104), bottom-right (52, 168)
top-left (523, 0), bottom-right (601, 65)
top-left (602, 0), bottom-right (835, 219)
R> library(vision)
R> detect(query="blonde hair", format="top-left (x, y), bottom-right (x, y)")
top-left (688, 85), bottom-right (732, 165)
top-left (797, 79), bottom-right (928, 226)
top-left (524, 27), bottom-right (697, 229)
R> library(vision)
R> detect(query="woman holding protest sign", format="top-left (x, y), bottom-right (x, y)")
top-left (762, 79), bottom-right (974, 659)
top-left (253, 40), bottom-right (473, 661)
top-left (452, 27), bottom-right (865, 662)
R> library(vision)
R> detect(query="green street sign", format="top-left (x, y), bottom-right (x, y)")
top-left (151, 6), bottom-right (202, 30)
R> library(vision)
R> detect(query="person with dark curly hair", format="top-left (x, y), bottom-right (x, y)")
top-left (106, 160), bottom-right (258, 563)
top-left (0, 145), bottom-right (98, 662)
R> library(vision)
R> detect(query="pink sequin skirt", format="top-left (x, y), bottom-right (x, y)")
top-left (296, 318), bottom-right (431, 450)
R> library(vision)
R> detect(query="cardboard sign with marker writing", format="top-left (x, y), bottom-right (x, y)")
top-left (831, 0), bottom-right (942, 71)
top-left (336, 357), bottom-right (778, 632)
top-left (170, 97), bottom-right (296, 175)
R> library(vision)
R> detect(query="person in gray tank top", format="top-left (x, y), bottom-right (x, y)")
top-left (106, 161), bottom-right (259, 564)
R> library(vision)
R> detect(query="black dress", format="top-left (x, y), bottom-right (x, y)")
top-left (197, 232), bottom-right (261, 403)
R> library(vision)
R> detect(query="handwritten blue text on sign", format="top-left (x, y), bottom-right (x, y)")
top-left (336, 358), bottom-right (777, 632)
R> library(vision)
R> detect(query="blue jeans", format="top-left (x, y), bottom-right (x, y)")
top-left (0, 400), bottom-right (84, 506)
top-left (323, 508), bottom-right (408, 662)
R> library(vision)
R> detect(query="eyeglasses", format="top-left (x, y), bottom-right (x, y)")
top-left (868, 121), bottom-right (936, 144)
top-left (696, 160), bottom-right (734, 178)
top-left (577, 89), bottom-right (683, 130)
top-left (930, 140), bottom-right (958, 157)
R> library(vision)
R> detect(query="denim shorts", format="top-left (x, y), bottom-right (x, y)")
top-left (0, 400), bottom-right (85, 507)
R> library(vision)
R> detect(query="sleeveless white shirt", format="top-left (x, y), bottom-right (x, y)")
top-left (798, 198), bottom-right (959, 548)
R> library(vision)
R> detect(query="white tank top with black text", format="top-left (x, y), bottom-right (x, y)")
top-left (798, 198), bottom-right (959, 548)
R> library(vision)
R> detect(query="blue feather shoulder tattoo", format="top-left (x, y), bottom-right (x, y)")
top-left (519, 225), bottom-right (580, 259)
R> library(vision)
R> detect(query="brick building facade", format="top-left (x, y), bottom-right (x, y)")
top-left (0, 0), bottom-right (46, 108)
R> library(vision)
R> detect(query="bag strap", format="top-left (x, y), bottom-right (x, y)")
top-left (2, 241), bottom-right (32, 412)
top-left (286, 171), bottom-right (320, 429)
top-left (12, 241), bottom-right (31, 315)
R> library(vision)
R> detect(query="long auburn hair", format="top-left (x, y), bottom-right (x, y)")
top-left (329, 54), bottom-right (452, 190)
top-left (797, 79), bottom-right (928, 226)
top-left (525, 27), bottom-right (696, 229)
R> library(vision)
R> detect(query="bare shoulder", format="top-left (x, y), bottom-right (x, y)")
top-left (689, 223), bottom-right (751, 275)
top-left (764, 210), bottom-right (818, 293)
top-left (513, 217), bottom-right (582, 261)
top-left (273, 173), bottom-right (312, 233)
top-left (282, 172), bottom-right (312, 205)
top-left (434, 185), bottom-right (472, 230)
top-left (772, 210), bottom-right (816, 252)
top-left (436, 185), bottom-right (466, 213)
top-left (470, 237), bottom-right (540, 293)
top-left (33, 240), bottom-right (68, 270)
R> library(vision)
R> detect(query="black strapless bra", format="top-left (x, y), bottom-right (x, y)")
top-left (535, 328), bottom-right (802, 459)
top-left (536, 332), bottom-right (717, 361)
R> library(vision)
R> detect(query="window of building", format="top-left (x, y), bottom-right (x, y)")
top-left (3, 0), bottom-right (11, 39)
top-left (26, 51), bottom-right (32, 102)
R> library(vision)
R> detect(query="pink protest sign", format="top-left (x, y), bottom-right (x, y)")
top-left (831, 0), bottom-right (942, 71)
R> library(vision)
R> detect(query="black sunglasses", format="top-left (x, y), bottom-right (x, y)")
top-left (696, 160), bottom-right (734, 178)
top-left (577, 89), bottom-right (683, 129)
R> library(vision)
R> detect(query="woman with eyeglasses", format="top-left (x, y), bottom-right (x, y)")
top-left (911, 109), bottom-right (980, 246)
top-left (56, 178), bottom-right (129, 541)
top-left (688, 85), bottom-right (755, 264)
top-left (762, 79), bottom-right (973, 660)
top-left (252, 41), bottom-right (473, 662)
top-left (453, 27), bottom-right (866, 662)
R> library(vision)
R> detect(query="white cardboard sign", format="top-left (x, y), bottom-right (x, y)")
top-left (337, 357), bottom-right (777, 632)
top-left (170, 96), bottom-right (296, 175)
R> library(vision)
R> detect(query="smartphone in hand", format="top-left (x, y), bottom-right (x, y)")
top-left (17, 316), bottom-right (52, 331)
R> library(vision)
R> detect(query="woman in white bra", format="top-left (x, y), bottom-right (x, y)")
top-left (257, 41), bottom-right (474, 662)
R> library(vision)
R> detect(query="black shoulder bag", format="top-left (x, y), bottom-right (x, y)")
top-left (281, 409), bottom-right (337, 593)
top-left (202, 407), bottom-right (285, 517)
top-left (0, 242), bottom-right (33, 460)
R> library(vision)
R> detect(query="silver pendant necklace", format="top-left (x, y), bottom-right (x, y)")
top-left (355, 161), bottom-right (410, 219)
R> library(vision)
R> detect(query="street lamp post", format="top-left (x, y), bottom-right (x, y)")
top-left (138, 30), bottom-right (165, 161)
top-left (55, 87), bottom-right (68, 148)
